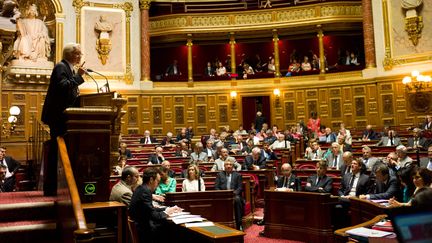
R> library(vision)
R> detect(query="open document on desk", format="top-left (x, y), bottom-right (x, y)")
top-left (346, 227), bottom-right (396, 239)
top-left (169, 212), bottom-right (205, 224)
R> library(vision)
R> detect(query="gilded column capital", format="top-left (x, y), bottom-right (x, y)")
top-left (139, 0), bottom-right (151, 10)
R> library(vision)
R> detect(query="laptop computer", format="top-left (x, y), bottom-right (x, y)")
top-left (388, 206), bottom-right (432, 243)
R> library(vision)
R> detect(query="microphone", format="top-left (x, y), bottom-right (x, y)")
top-left (87, 69), bottom-right (110, 92)
top-left (85, 71), bottom-right (99, 93)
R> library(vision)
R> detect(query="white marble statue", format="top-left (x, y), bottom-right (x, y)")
top-left (13, 4), bottom-right (51, 62)
top-left (401, 0), bottom-right (423, 18)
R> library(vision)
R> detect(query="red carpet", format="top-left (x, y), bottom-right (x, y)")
top-left (0, 191), bottom-right (56, 204)
top-left (244, 224), bottom-right (305, 243)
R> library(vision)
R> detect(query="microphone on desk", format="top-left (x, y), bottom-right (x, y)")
top-left (87, 68), bottom-right (110, 93)
top-left (85, 70), bottom-right (99, 93)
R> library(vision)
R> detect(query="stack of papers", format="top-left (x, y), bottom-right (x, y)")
top-left (185, 222), bottom-right (214, 228)
top-left (170, 212), bottom-right (206, 224)
top-left (346, 227), bottom-right (394, 238)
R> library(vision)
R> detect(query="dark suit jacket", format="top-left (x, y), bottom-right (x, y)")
top-left (129, 184), bottom-right (167, 242)
top-left (165, 64), bottom-right (180, 75)
top-left (362, 130), bottom-right (378, 140)
top-left (420, 157), bottom-right (431, 168)
top-left (140, 136), bottom-right (157, 144)
top-left (243, 152), bottom-right (267, 170)
top-left (204, 66), bottom-right (215, 76)
top-left (276, 174), bottom-right (301, 191)
top-left (148, 154), bottom-right (164, 164)
top-left (339, 164), bottom-right (352, 178)
top-left (119, 149), bottom-right (132, 158)
top-left (41, 60), bottom-right (85, 137)
top-left (407, 137), bottom-right (428, 150)
top-left (160, 137), bottom-right (175, 146)
top-left (3, 156), bottom-right (20, 174)
top-left (214, 171), bottom-right (243, 196)
top-left (338, 173), bottom-right (370, 197)
top-left (370, 176), bottom-right (400, 200)
top-left (262, 149), bottom-right (278, 161)
top-left (304, 174), bottom-right (333, 193)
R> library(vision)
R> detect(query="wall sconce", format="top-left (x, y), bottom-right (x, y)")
top-left (2, 106), bottom-right (20, 137)
top-left (402, 70), bottom-right (431, 92)
top-left (230, 91), bottom-right (237, 108)
top-left (273, 89), bottom-right (281, 107)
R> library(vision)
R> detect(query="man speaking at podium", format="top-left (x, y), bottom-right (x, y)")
top-left (41, 42), bottom-right (86, 196)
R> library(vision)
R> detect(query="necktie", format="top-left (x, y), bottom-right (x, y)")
top-left (283, 177), bottom-right (288, 187)
top-left (390, 138), bottom-right (394, 146)
top-left (349, 175), bottom-right (356, 191)
top-left (333, 156), bottom-right (338, 168)
top-left (364, 158), bottom-right (368, 166)
top-left (146, 137), bottom-right (149, 144)
top-left (316, 177), bottom-right (321, 186)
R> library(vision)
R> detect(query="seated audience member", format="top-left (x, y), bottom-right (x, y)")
top-left (214, 160), bottom-right (244, 230)
top-left (148, 146), bottom-right (165, 165)
top-left (161, 160), bottom-right (176, 178)
top-left (321, 127), bottom-right (337, 143)
top-left (271, 125), bottom-right (280, 137)
top-left (242, 63), bottom-right (254, 79)
top-left (263, 130), bottom-right (276, 144)
top-left (161, 132), bottom-right (177, 148)
top-left (311, 54), bottom-right (320, 70)
top-left (155, 167), bottom-right (176, 196)
top-left (360, 164), bottom-right (400, 200)
top-left (113, 156), bottom-right (128, 175)
top-left (349, 52), bottom-right (360, 66)
top-left (396, 145), bottom-right (413, 168)
top-left (189, 142), bottom-right (208, 164)
top-left (304, 140), bottom-right (324, 160)
top-left (175, 142), bottom-right (191, 158)
top-left (267, 57), bottom-right (276, 73)
top-left (323, 142), bottom-right (343, 169)
top-left (140, 130), bottom-right (157, 144)
top-left (119, 142), bottom-right (132, 158)
top-left (338, 123), bottom-right (352, 145)
top-left (235, 124), bottom-right (247, 135)
top-left (182, 164), bottom-right (205, 192)
top-left (246, 131), bottom-right (260, 146)
top-left (407, 128), bottom-right (429, 151)
top-left (211, 148), bottom-right (241, 171)
top-left (244, 139), bottom-right (255, 155)
top-left (230, 134), bottom-right (248, 155)
top-left (129, 168), bottom-right (182, 243)
top-left (204, 61), bottom-right (215, 77)
top-left (360, 145), bottom-right (380, 170)
top-left (110, 166), bottom-right (140, 205)
top-left (420, 145), bottom-right (432, 170)
top-left (186, 126), bottom-right (194, 140)
top-left (340, 152), bottom-right (354, 178)
top-left (276, 163), bottom-right (301, 191)
top-left (301, 56), bottom-right (312, 71)
top-left (287, 59), bottom-right (301, 75)
top-left (362, 125), bottom-right (378, 141)
top-left (244, 147), bottom-right (266, 170)
top-left (389, 167), bottom-right (432, 207)
top-left (204, 140), bottom-right (217, 162)
top-left (337, 134), bottom-right (352, 152)
top-left (385, 152), bottom-right (400, 177)
top-left (376, 129), bottom-right (402, 146)
top-left (422, 115), bottom-right (432, 131)
top-left (0, 164), bottom-right (8, 192)
top-left (216, 61), bottom-right (227, 76)
top-left (270, 134), bottom-right (290, 150)
top-left (0, 147), bottom-right (20, 192)
top-left (305, 162), bottom-right (333, 193)
top-left (165, 59), bottom-right (181, 76)
top-left (338, 159), bottom-right (370, 198)
top-left (411, 187), bottom-right (432, 209)
top-left (395, 166), bottom-right (416, 204)
top-left (201, 128), bottom-right (217, 145)
top-left (317, 125), bottom-right (327, 138)
top-left (177, 127), bottom-right (191, 144)
top-left (340, 50), bottom-right (351, 65)
top-left (262, 141), bottom-right (278, 161)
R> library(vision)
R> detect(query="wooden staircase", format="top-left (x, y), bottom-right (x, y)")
top-left (0, 191), bottom-right (59, 243)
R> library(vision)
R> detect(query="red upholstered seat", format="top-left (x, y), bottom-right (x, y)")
top-left (297, 164), bottom-right (316, 170)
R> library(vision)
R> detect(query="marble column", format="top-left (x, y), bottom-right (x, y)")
top-left (362, 0), bottom-right (376, 68)
top-left (317, 27), bottom-right (325, 74)
top-left (229, 33), bottom-right (236, 76)
top-left (272, 30), bottom-right (281, 77)
top-left (140, 0), bottom-right (151, 81)
top-left (187, 35), bottom-right (193, 82)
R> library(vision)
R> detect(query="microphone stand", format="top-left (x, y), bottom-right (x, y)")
top-left (85, 72), bottom-right (99, 93)
top-left (87, 69), bottom-right (110, 92)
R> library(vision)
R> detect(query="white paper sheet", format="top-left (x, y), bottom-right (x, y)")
top-left (185, 222), bottom-right (215, 228)
top-left (346, 227), bottom-right (393, 238)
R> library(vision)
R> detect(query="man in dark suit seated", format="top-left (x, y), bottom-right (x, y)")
top-left (376, 129), bottom-right (402, 147)
top-left (214, 160), bottom-right (244, 230)
top-left (419, 145), bottom-right (432, 170)
top-left (362, 124), bottom-right (378, 141)
top-left (305, 161), bottom-right (333, 193)
top-left (0, 146), bottom-right (20, 192)
top-left (119, 142), bottom-right (132, 159)
top-left (407, 128), bottom-right (429, 151)
top-left (129, 168), bottom-right (182, 243)
top-left (243, 147), bottom-right (266, 170)
top-left (148, 146), bottom-right (165, 165)
top-left (360, 164), bottom-right (400, 200)
top-left (276, 163), bottom-right (301, 192)
top-left (338, 159), bottom-right (370, 198)
top-left (140, 130), bottom-right (157, 144)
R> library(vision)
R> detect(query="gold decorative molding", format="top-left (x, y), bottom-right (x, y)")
top-left (74, 0), bottom-right (133, 84)
top-left (149, 2), bottom-right (362, 36)
top-left (139, 0), bottom-right (151, 10)
top-left (382, 0), bottom-right (432, 70)
top-left (405, 16), bottom-right (423, 46)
